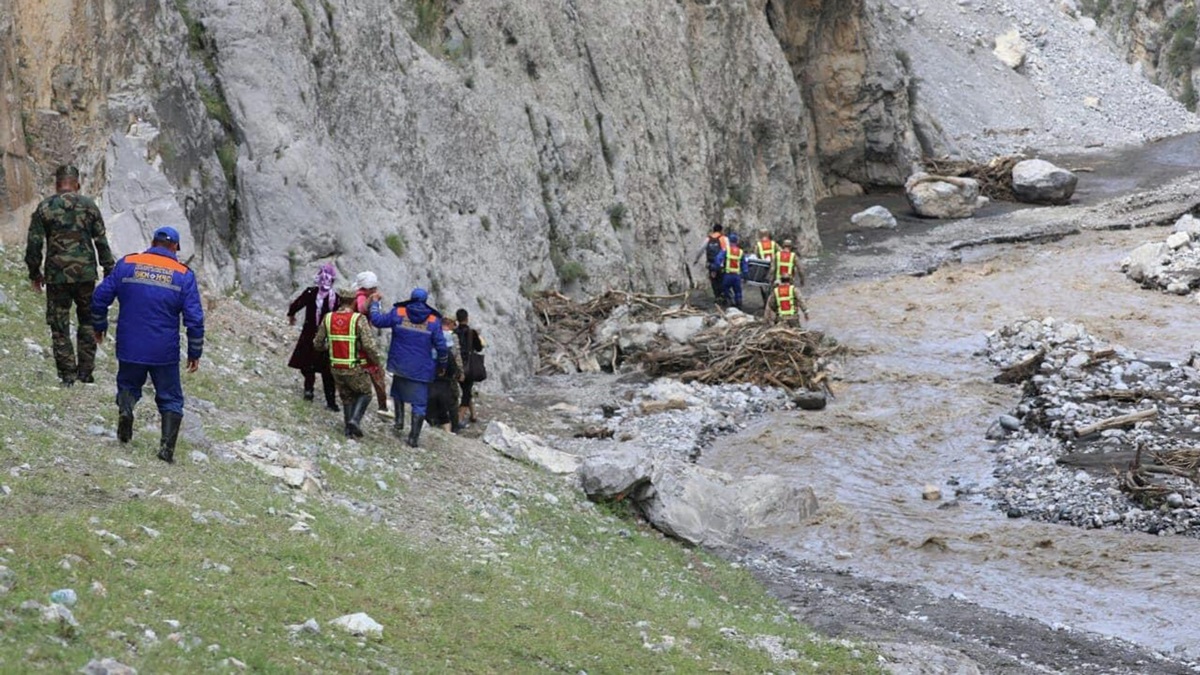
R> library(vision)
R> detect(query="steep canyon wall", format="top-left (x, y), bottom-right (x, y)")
top-left (2, 0), bottom-right (1195, 380)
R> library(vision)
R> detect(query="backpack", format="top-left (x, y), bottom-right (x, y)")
top-left (705, 237), bottom-right (723, 266)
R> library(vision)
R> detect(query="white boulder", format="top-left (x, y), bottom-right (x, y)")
top-left (1011, 159), bottom-right (1078, 205)
top-left (905, 172), bottom-right (986, 219)
top-left (850, 205), bottom-right (897, 229)
top-left (483, 421), bottom-right (582, 475)
top-left (329, 612), bottom-right (383, 638)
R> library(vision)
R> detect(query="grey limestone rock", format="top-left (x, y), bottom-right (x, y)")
top-left (1011, 159), bottom-right (1078, 205)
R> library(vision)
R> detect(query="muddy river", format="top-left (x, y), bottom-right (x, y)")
top-left (702, 138), bottom-right (1200, 657)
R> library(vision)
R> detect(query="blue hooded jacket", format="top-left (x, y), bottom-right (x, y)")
top-left (91, 245), bottom-right (205, 365)
top-left (369, 298), bottom-right (447, 383)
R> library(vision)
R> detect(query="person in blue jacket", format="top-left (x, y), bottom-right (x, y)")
top-left (715, 232), bottom-right (746, 309)
top-left (91, 226), bottom-right (205, 464)
top-left (368, 287), bottom-right (447, 448)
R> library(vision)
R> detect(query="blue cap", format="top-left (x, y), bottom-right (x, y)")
top-left (152, 226), bottom-right (180, 245)
top-left (410, 288), bottom-right (428, 302)
top-left (728, 232), bottom-right (739, 244)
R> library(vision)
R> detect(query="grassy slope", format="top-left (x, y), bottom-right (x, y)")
top-left (0, 246), bottom-right (875, 673)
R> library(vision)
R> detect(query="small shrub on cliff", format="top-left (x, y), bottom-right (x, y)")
top-left (559, 261), bottom-right (588, 284)
top-left (386, 233), bottom-right (407, 257)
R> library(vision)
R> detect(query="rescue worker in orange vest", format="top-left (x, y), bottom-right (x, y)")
top-left (313, 291), bottom-right (385, 439)
top-left (773, 239), bottom-right (805, 287)
top-left (755, 228), bottom-right (779, 260)
top-left (766, 274), bottom-right (809, 326)
top-left (695, 223), bottom-right (730, 301)
top-left (753, 228), bottom-right (780, 305)
top-left (716, 232), bottom-right (746, 309)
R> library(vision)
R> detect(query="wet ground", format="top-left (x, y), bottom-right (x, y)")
top-left (698, 137), bottom-right (1200, 671)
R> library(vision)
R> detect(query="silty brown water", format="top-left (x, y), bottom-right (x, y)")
top-left (701, 220), bottom-right (1200, 652)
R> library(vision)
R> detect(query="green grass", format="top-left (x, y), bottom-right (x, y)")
top-left (0, 248), bottom-right (875, 672)
top-left (291, 0), bottom-right (314, 41)
top-left (413, 0), bottom-right (445, 51)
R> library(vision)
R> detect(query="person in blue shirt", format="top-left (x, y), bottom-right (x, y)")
top-left (368, 288), bottom-right (447, 448)
top-left (715, 232), bottom-right (747, 309)
top-left (92, 226), bottom-right (205, 464)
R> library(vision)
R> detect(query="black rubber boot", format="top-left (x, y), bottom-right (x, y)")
top-left (117, 390), bottom-right (137, 444)
top-left (342, 399), bottom-right (354, 438)
top-left (407, 412), bottom-right (424, 448)
top-left (348, 394), bottom-right (371, 439)
top-left (393, 400), bottom-right (405, 434)
top-left (157, 412), bottom-right (183, 464)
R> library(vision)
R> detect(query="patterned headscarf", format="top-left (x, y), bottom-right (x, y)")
top-left (314, 263), bottom-right (337, 313)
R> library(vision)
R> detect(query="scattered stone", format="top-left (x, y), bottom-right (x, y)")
top-left (41, 603), bottom-right (79, 630)
top-left (87, 425), bottom-right (106, 436)
top-left (221, 657), bottom-right (247, 670)
top-left (287, 618), bottom-right (321, 635)
top-left (19, 599), bottom-right (42, 614)
top-left (329, 612), bottom-right (383, 638)
top-left (993, 28), bottom-right (1028, 68)
top-left (792, 389), bottom-right (827, 411)
top-left (850, 205), bottom-right (898, 230)
top-left (139, 525), bottom-right (161, 539)
top-left (542, 492), bottom-right (560, 506)
top-left (289, 521), bottom-right (312, 534)
top-left (112, 459), bottom-right (136, 469)
top-left (91, 581), bottom-right (107, 597)
top-left (80, 658), bottom-right (137, 675)
top-left (49, 588), bottom-right (78, 606)
top-left (998, 414), bottom-right (1022, 431)
top-left (0, 565), bottom-right (14, 594)
top-left (1011, 159), bottom-right (1078, 205)
top-left (922, 484), bottom-right (942, 501)
top-left (1167, 232), bottom-right (1191, 250)
top-left (189, 451), bottom-right (209, 464)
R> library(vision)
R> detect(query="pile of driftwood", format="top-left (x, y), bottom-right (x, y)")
top-left (923, 155), bottom-right (1023, 202)
top-left (639, 324), bottom-right (835, 392)
top-left (532, 290), bottom-right (699, 374)
top-left (532, 290), bottom-right (838, 392)
top-left (1119, 443), bottom-right (1200, 507)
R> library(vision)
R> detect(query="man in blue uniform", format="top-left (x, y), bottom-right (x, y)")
top-left (369, 288), bottom-right (447, 448)
top-left (92, 226), bottom-right (205, 463)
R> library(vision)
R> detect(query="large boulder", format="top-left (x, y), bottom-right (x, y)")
top-left (905, 172), bottom-right (986, 219)
top-left (483, 421), bottom-right (582, 475)
top-left (1011, 159), bottom-right (1078, 205)
top-left (850, 205), bottom-right (897, 230)
top-left (1122, 241), bottom-right (1169, 284)
top-left (578, 448), bottom-right (655, 499)
top-left (1174, 214), bottom-right (1200, 237)
top-left (633, 458), bottom-right (818, 547)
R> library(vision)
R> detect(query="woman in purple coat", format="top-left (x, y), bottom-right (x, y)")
top-left (287, 263), bottom-right (339, 411)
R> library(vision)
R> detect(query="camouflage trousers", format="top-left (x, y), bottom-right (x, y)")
top-left (331, 369), bottom-right (373, 406)
top-left (45, 282), bottom-right (96, 381)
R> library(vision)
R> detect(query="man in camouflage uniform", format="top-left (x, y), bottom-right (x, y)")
top-left (313, 292), bottom-right (386, 439)
top-left (24, 165), bottom-right (115, 386)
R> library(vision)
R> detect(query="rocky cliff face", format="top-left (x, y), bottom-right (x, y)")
top-left (1, 0), bottom-right (1195, 381)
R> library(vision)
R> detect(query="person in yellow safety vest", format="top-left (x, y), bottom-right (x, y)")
top-left (755, 228), bottom-right (779, 260)
top-left (718, 232), bottom-right (746, 309)
top-left (314, 292), bottom-right (386, 439)
top-left (766, 274), bottom-right (809, 326)
top-left (773, 239), bottom-right (805, 287)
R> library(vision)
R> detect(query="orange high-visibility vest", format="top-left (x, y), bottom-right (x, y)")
top-left (775, 250), bottom-right (795, 283)
top-left (756, 238), bottom-right (778, 259)
top-left (325, 311), bottom-right (366, 368)
top-left (724, 245), bottom-right (744, 274)
top-left (774, 284), bottom-right (798, 316)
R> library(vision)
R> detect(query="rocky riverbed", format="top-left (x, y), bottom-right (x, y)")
top-left (985, 317), bottom-right (1200, 537)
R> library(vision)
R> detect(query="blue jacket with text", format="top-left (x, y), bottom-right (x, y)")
top-left (91, 246), bottom-right (205, 365)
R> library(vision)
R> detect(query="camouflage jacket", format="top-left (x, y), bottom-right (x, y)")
top-left (25, 192), bottom-right (115, 284)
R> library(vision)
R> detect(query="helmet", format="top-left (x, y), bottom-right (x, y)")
top-left (410, 288), bottom-right (429, 302)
